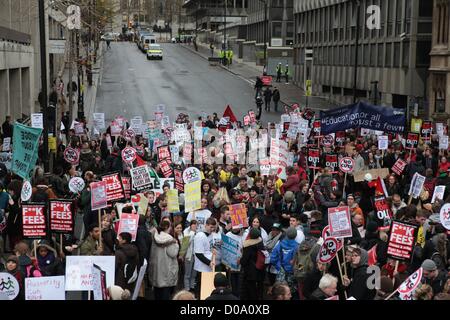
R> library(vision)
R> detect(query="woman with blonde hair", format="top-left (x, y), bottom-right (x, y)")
top-left (414, 284), bottom-right (434, 300)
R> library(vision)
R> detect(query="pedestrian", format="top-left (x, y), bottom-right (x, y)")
top-left (115, 232), bottom-right (139, 292)
top-left (255, 76), bottom-right (263, 98)
top-left (106, 39), bottom-right (111, 49)
top-left (272, 87), bottom-right (280, 112)
top-left (342, 248), bottom-right (376, 300)
top-left (311, 274), bottom-right (338, 300)
top-left (210, 43), bottom-right (214, 57)
top-left (32, 241), bottom-right (63, 277)
top-left (284, 64), bottom-right (289, 84)
top-left (80, 223), bottom-right (103, 256)
top-left (1, 116), bottom-right (13, 139)
top-left (264, 87), bottom-right (272, 111)
top-left (255, 96), bottom-right (263, 120)
top-left (182, 220), bottom-right (198, 292)
top-left (5, 255), bottom-right (24, 300)
top-left (276, 62), bottom-right (282, 82)
top-left (270, 282), bottom-right (292, 300)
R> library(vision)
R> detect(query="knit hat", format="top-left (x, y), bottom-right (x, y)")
top-left (284, 191), bottom-right (295, 202)
top-left (421, 259), bottom-right (437, 272)
top-left (214, 273), bottom-right (229, 288)
top-left (366, 221), bottom-right (378, 234)
top-left (249, 228), bottom-right (261, 239)
top-left (286, 227), bottom-right (297, 240)
top-left (6, 255), bottom-right (19, 264)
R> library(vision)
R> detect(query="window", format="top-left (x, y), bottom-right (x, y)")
top-left (272, 22), bottom-right (282, 38)
top-left (364, 44), bottom-right (370, 66)
top-left (419, 0), bottom-right (433, 18)
top-left (378, 43), bottom-right (384, 67)
top-left (402, 41), bottom-right (410, 68)
top-left (385, 43), bottom-right (392, 67)
top-left (393, 42), bottom-right (400, 67)
top-left (416, 41), bottom-right (431, 67)
top-left (433, 74), bottom-right (447, 113)
top-left (287, 23), bottom-right (294, 38)
top-left (370, 44), bottom-right (376, 67)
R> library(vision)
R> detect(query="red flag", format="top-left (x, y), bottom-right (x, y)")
top-left (368, 176), bottom-right (388, 197)
top-left (135, 154), bottom-right (146, 167)
top-left (223, 105), bottom-right (237, 123)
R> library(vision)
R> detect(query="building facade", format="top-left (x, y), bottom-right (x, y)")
top-left (293, 0), bottom-right (433, 111)
top-left (429, 0), bottom-right (450, 122)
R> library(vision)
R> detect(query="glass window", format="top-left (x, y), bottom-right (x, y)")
top-left (370, 44), bottom-right (376, 67)
top-left (385, 42), bottom-right (392, 67)
top-left (272, 22), bottom-right (282, 38)
top-left (286, 23), bottom-right (294, 38)
top-left (378, 43), bottom-right (384, 67)
top-left (416, 41), bottom-right (431, 67)
top-left (402, 41), bottom-right (410, 68)
top-left (393, 42), bottom-right (400, 67)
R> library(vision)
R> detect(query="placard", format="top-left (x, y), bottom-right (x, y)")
top-left (117, 213), bottom-right (139, 241)
top-left (325, 154), bottom-right (338, 173)
top-left (328, 206), bottom-right (352, 238)
top-left (378, 136), bottom-right (389, 150)
top-left (25, 276), bottom-right (65, 300)
top-left (321, 225), bottom-right (343, 251)
top-left (64, 147), bottom-right (80, 165)
top-left (2, 137), bottom-right (11, 152)
top-left (420, 121), bottom-right (432, 140)
top-left (339, 157), bottom-right (355, 173)
top-left (221, 233), bottom-right (240, 271)
top-left (174, 169), bottom-right (184, 192)
top-left (130, 165), bottom-right (153, 192)
top-left (353, 168), bottom-right (389, 182)
top-left (68, 177), bottom-right (85, 194)
top-left (65, 256), bottom-right (115, 291)
top-left (439, 135), bottom-right (449, 150)
top-left (159, 159), bottom-right (173, 178)
top-left (93, 113), bottom-right (105, 130)
top-left (121, 147), bottom-right (137, 164)
top-left (167, 189), bottom-right (180, 213)
top-left (397, 267), bottom-right (423, 300)
top-left (308, 149), bottom-right (320, 169)
top-left (102, 172), bottom-right (125, 203)
top-left (130, 116), bottom-right (143, 135)
top-left (131, 193), bottom-right (149, 216)
top-left (0, 272), bottom-right (20, 300)
top-left (122, 177), bottom-right (131, 200)
top-left (122, 128), bottom-right (136, 142)
top-left (318, 237), bottom-right (338, 264)
top-left (387, 221), bottom-right (418, 261)
top-left (440, 203), bottom-right (450, 230)
top-left (229, 203), bottom-right (248, 229)
top-left (184, 180), bottom-right (201, 213)
top-left (392, 159), bottom-right (407, 176)
top-left (183, 167), bottom-right (202, 184)
top-left (431, 185), bottom-right (446, 203)
top-left (31, 113), bottom-right (44, 129)
top-left (22, 203), bottom-right (47, 239)
top-left (49, 200), bottom-right (74, 234)
top-left (131, 259), bottom-right (148, 300)
top-left (373, 196), bottom-right (392, 228)
top-left (21, 180), bottom-right (32, 202)
top-left (406, 132), bottom-right (419, 150)
top-left (90, 181), bottom-right (108, 211)
top-left (408, 172), bottom-right (426, 199)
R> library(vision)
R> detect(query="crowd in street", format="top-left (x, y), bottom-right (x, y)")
top-left (0, 102), bottom-right (449, 301)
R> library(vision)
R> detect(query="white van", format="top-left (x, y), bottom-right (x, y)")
top-left (141, 35), bottom-right (157, 53)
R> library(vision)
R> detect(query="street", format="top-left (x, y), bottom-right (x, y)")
top-left (94, 42), bottom-right (282, 124)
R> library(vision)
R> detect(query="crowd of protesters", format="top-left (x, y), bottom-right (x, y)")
top-left (0, 104), bottom-right (449, 301)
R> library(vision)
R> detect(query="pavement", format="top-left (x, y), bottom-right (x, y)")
top-left (181, 41), bottom-right (339, 111)
top-left (93, 41), bottom-right (284, 125)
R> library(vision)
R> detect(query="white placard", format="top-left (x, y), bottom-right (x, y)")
top-left (21, 180), bottom-right (32, 202)
top-left (436, 123), bottom-right (444, 137)
top-left (378, 136), bottom-right (389, 150)
top-left (130, 116), bottom-right (143, 135)
top-left (31, 113), bottom-right (44, 129)
top-left (65, 256), bottom-right (115, 291)
top-left (2, 137), bottom-right (11, 152)
top-left (25, 276), bottom-right (65, 300)
top-left (431, 185), bottom-right (446, 204)
top-left (93, 113), bottom-right (105, 129)
top-left (0, 272), bottom-right (20, 300)
top-left (408, 173), bottom-right (426, 198)
top-left (440, 203), bottom-right (450, 230)
top-left (132, 259), bottom-right (148, 300)
top-left (439, 135), bottom-right (448, 150)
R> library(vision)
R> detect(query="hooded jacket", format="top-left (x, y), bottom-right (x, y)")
top-left (270, 238), bottom-right (299, 273)
top-left (33, 242), bottom-right (61, 276)
top-left (115, 243), bottom-right (140, 291)
top-left (149, 230), bottom-right (179, 288)
top-left (347, 249), bottom-right (376, 300)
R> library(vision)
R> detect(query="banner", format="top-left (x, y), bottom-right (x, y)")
top-left (184, 180), bottom-right (201, 213)
top-left (392, 159), bottom-right (407, 176)
top-left (22, 203), bottom-right (47, 239)
top-left (102, 172), bottom-right (125, 203)
top-left (25, 276), bottom-right (65, 301)
top-left (174, 169), bottom-right (184, 192)
top-left (408, 173), bottom-right (426, 199)
top-left (221, 234), bottom-right (240, 271)
top-left (308, 149), bottom-right (320, 169)
top-left (49, 200), bottom-right (74, 234)
top-left (117, 213), bottom-right (139, 241)
top-left (328, 206), bottom-right (352, 238)
top-left (65, 256), bottom-right (115, 291)
top-left (130, 165), bottom-right (153, 192)
top-left (167, 189), bottom-right (180, 213)
top-left (325, 154), bottom-right (338, 173)
top-left (387, 221), bottom-right (418, 261)
top-left (90, 181), bottom-right (108, 211)
top-left (229, 203), bottom-right (249, 229)
top-left (12, 123), bottom-right (42, 180)
top-left (320, 101), bottom-right (406, 135)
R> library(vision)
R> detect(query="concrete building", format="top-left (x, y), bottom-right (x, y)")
top-left (112, 0), bottom-right (150, 32)
top-left (0, 0), bottom-right (68, 122)
top-left (293, 0), bottom-right (433, 112)
top-left (429, 0), bottom-right (450, 122)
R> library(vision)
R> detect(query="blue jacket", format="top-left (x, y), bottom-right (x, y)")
top-left (270, 238), bottom-right (299, 273)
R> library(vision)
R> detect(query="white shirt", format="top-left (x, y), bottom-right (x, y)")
top-left (211, 232), bottom-right (222, 265)
top-left (193, 231), bottom-right (213, 272)
top-left (295, 228), bottom-right (305, 244)
top-left (187, 209), bottom-right (212, 232)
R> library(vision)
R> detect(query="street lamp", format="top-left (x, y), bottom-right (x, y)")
top-left (259, 0), bottom-right (268, 64)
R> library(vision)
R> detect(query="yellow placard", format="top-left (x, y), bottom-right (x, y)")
top-left (411, 118), bottom-right (422, 133)
top-left (184, 180), bottom-right (201, 213)
top-left (167, 189), bottom-right (180, 213)
top-left (48, 136), bottom-right (57, 152)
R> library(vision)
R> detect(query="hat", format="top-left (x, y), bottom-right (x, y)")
top-left (421, 259), bottom-right (437, 272)
top-left (249, 228), bottom-right (261, 239)
top-left (286, 227), bottom-right (297, 240)
top-left (284, 191), bottom-right (295, 202)
top-left (364, 173), bottom-right (373, 182)
top-left (214, 273), bottom-right (229, 288)
top-left (6, 255), bottom-right (18, 264)
top-left (366, 221), bottom-right (378, 234)
top-left (272, 222), bottom-right (282, 230)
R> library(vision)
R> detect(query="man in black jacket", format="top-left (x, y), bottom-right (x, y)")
top-left (135, 215), bottom-right (152, 267)
top-left (342, 248), bottom-right (376, 300)
top-left (1, 116), bottom-right (13, 138)
top-left (206, 273), bottom-right (238, 300)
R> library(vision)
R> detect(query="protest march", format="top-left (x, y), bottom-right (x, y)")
top-left (0, 101), bottom-right (450, 302)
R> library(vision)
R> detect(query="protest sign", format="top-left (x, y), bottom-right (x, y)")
top-left (335, 131), bottom-right (346, 146)
top-left (325, 154), bottom-right (338, 173)
top-left (322, 134), bottom-right (335, 147)
top-left (122, 128), bottom-right (136, 142)
top-left (65, 256), bottom-right (115, 291)
top-left (374, 196), bottom-right (392, 228)
top-left (90, 181), bottom-right (108, 211)
top-left (130, 116), bottom-right (143, 135)
top-left (184, 180), bottom-right (201, 213)
top-left (321, 225), bottom-right (343, 251)
top-left (229, 203), bottom-right (249, 229)
top-left (243, 115), bottom-right (250, 126)
top-left (68, 177), bottom-right (85, 194)
top-left (25, 276), bottom-right (65, 300)
top-left (0, 272), bottom-right (20, 300)
top-left (406, 132), bottom-right (419, 150)
top-left (74, 122), bottom-right (84, 135)
top-left (110, 121), bottom-right (122, 136)
top-left (411, 118), bottom-right (422, 133)
top-left (221, 233), bottom-right (240, 271)
top-left (439, 135), bottom-right (449, 150)
top-left (397, 267), bottom-right (423, 300)
top-left (63, 147), bottom-right (80, 165)
top-left (0, 152), bottom-right (12, 170)
top-left (431, 185), bottom-right (446, 204)
top-left (160, 159), bottom-right (173, 178)
top-left (408, 173), bottom-right (426, 199)
top-left (149, 178), bottom-right (174, 197)
top-left (121, 147), bottom-right (136, 164)
top-left (93, 113), bottom-right (105, 130)
top-left (387, 221), bottom-right (418, 261)
top-left (2, 137), bottom-right (10, 152)
top-left (49, 200), bottom-right (74, 234)
top-left (117, 213), bottom-right (139, 241)
top-left (132, 259), bottom-right (148, 300)
top-left (183, 167), bottom-right (202, 184)
top-left (170, 145), bottom-right (180, 164)
top-left (440, 204), bottom-right (450, 230)
top-left (22, 203), bottom-right (47, 239)
top-left (21, 180), bottom-right (32, 202)
top-left (158, 145), bottom-right (171, 162)
top-left (102, 172), bottom-right (125, 203)
top-left (392, 159), bottom-right (407, 176)
top-left (339, 157), bottom-right (354, 173)
top-left (131, 193), bottom-right (149, 216)
top-left (436, 123), bottom-right (447, 137)
top-left (130, 165), bottom-right (153, 192)
top-left (122, 177), bottom-right (131, 200)
top-left (308, 149), bottom-right (320, 169)
top-left (421, 121), bottom-right (432, 140)
top-left (31, 113), bottom-right (44, 129)
top-left (328, 206), bottom-right (352, 238)
top-left (378, 136), bottom-right (389, 150)
top-left (167, 189), bottom-right (180, 213)
top-left (353, 168), bottom-right (389, 182)
top-left (174, 169), bottom-right (184, 192)
top-left (92, 264), bottom-right (108, 300)
top-left (320, 101), bottom-right (405, 135)
top-left (318, 237), bottom-right (338, 264)
top-left (12, 123), bottom-right (42, 180)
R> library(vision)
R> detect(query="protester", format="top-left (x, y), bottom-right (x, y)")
top-left (205, 273), bottom-right (238, 300)
top-left (311, 274), bottom-right (338, 300)
top-left (271, 282), bottom-right (292, 300)
top-left (115, 232), bottom-right (139, 292)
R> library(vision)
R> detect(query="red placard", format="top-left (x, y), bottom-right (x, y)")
top-left (49, 200), bottom-right (74, 234)
top-left (102, 172), bottom-right (125, 203)
top-left (160, 159), bottom-right (173, 178)
top-left (318, 237), bottom-right (338, 264)
top-left (157, 145), bottom-right (171, 162)
top-left (406, 132), bottom-right (419, 150)
top-left (243, 115), bottom-right (250, 126)
top-left (90, 181), bottom-right (108, 211)
top-left (248, 111), bottom-right (256, 124)
top-left (339, 157), bottom-right (355, 173)
top-left (174, 169), bottom-right (184, 192)
top-left (387, 220), bottom-right (418, 261)
top-left (420, 121), bottom-right (432, 140)
top-left (121, 147), bottom-right (136, 164)
top-left (322, 134), bottom-right (334, 147)
top-left (117, 213), bottom-right (139, 241)
top-left (260, 76), bottom-right (272, 86)
top-left (22, 203), bottom-right (47, 239)
top-left (392, 159), bottom-right (407, 176)
top-left (321, 225), bottom-right (343, 251)
top-left (325, 154), bottom-right (338, 173)
top-left (122, 177), bottom-right (131, 200)
top-left (312, 120), bottom-right (321, 137)
top-left (373, 196), bottom-right (392, 229)
top-left (308, 149), bottom-right (320, 169)
top-left (328, 206), bottom-right (353, 238)
top-left (183, 143), bottom-right (192, 163)
top-left (335, 131), bottom-right (346, 146)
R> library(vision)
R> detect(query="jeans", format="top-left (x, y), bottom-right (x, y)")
top-left (274, 100), bottom-right (279, 111)
top-left (184, 259), bottom-right (197, 290)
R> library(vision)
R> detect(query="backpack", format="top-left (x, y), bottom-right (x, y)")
top-left (255, 250), bottom-right (266, 270)
top-left (293, 237), bottom-right (318, 280)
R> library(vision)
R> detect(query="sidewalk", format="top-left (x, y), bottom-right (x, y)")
top-left (181, 42), bottom-right (337, 111)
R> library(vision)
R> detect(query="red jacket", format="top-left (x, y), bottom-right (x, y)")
top-left (281, 174), bottom-right (300, 194)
